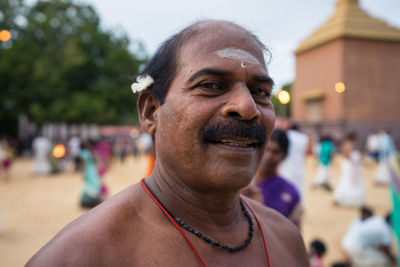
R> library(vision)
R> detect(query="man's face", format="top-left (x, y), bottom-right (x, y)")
top-left (154, 26), bottom-right (275, 191)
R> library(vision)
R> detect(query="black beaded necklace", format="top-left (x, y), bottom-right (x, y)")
top-left (142, 179), bottom-right (254, 252)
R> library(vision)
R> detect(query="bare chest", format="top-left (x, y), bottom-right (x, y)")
top-left (103, 224), bottom-right (272, 267)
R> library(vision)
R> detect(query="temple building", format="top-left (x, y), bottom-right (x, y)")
top-left (293, 0), bottom-right (400, 145)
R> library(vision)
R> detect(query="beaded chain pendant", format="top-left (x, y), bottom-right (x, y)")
top-left (141, 179), bottom-right (254, 252)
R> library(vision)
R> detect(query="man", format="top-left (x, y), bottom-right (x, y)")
top-left (68, 135), bottom-right (81, 172)
top-left (313, 135), bottom-right (334, 191)
top-left (341, 206), bottom-right (395, 266)
top-left (26, 20), bottom-right (308, 266)
top-left (374, 129), bottom-right (397, 185)
top-left (31, 133), bottom-right (51, 175)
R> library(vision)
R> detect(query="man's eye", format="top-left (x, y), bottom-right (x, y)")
top-left (251, 88), bottom-right (270, 98)
top-left (198, 82), bottom-right (223, 90)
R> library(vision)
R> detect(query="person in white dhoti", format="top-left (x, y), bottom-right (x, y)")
top-left (313, 135), bottom-right (335, 191)
top-left (279, 124), bottom-right (309, 197)
top-left (365, 132), bottom-right (379, 163)
top-left (333, 133), bottom-right (365, 208)
top-left (342, 206), bottom-right (395, 266)
top-left (68, 136), bottom-right (81, 172)
top-left (32, 135), bottom-right (51, 175)
top-left (374, 130), bottom-right (397, 185)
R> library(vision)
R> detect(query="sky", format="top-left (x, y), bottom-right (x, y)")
top-left (81, 0), bottom-right (400, 91)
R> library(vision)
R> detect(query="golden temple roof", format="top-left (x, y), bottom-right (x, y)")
top-left (295, 0), bottom-right (400, 54)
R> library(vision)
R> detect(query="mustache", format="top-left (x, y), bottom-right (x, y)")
top-left (201, 120), bottom-right (266, 147)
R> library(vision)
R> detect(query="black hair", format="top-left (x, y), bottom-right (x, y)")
top-left (270, 128), bottom-right (289, 156)
top-left (138, 20), bottom-right (270, 104)
top-left (361, 205), bottom-right (373, 218)
top-left (331, 263), bottom-right (351, 267)
top-left (346, 132), bottom-right (357, 142)
top-left (138, 27), bottom-right (197, 104)
top-left (290, 123), bottom-right (299, 130)
top-left (385, 212), bottom-right (391, 225)
top-left (320, 134), bottom-right (332, 142)
top-left (310, 239), bottom-right (326, 257)
top-left (81, 139), bottom-right (97, 150)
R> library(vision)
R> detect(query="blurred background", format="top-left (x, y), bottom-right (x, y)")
top-left (1, 0), bottom-right (400, 266)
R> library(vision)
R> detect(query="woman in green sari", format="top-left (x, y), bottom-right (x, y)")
top-left (79, 140), bottom-right (102, 208)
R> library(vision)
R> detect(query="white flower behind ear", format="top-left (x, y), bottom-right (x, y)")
top-left (131, 74), bottom-right (154, 93)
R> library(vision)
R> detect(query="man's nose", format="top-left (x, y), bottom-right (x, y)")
top-left (220, 84), bottom-right (261, 121)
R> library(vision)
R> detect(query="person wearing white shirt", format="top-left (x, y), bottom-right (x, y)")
top-left (342, 206), bottom-right (395, 266)
top-left (279, 124), bottom-right (309, 197)
top-left (32, 135), bottom-right (51, 175)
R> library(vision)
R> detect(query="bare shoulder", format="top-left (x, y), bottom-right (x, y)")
top-left (241, 195), bottom-right (309, 266)
top-left (242, 196), bottom-right (300, 238)
top-left (26, 183), bottom-right (146, 267)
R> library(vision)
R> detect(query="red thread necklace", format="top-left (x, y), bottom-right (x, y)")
top-left (140, 179), bottom-right (271, 266)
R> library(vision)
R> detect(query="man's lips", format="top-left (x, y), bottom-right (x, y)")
top-left (208, 136), bottom-right (259, 147)
top-left (200, 120), bottom-right (266, 148)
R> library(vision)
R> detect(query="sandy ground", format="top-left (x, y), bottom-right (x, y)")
top-left (0, 155), bottom-right (395, 267)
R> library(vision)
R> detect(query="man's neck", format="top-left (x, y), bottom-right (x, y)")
top-left (145, 169), bottom-right (245, 231)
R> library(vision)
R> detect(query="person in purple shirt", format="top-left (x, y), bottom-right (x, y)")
top-left (255, 128), bottom-right (302, 227)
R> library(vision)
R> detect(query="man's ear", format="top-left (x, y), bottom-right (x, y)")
top-left (137, 91), bottom-right (160, 135)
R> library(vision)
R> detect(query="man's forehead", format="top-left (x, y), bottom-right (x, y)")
top-left (215, 48), bottom-right (261, 65)
top-left (179, 28), bottom-right (266, 68)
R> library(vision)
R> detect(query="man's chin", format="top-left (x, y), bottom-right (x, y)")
top-left (205, 143), bottom-right (262, 166)
top-left (208, 168), bottom-right (256, 191)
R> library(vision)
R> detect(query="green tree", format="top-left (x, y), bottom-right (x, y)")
top-left (0, 0), bottom-right (147, 136)
top-left (272, 82), bottom-right (292, 118)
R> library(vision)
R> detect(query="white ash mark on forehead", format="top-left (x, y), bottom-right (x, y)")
top-left (215, 48), bottom-right (260, 65)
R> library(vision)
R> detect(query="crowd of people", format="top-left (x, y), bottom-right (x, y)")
top-left (243, 125), bottom-right (399, 266)
top-left (1, 131), bottom-right (153, 210)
